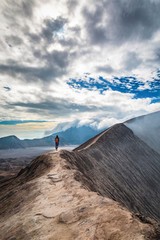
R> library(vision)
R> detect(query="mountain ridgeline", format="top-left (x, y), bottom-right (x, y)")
top-left (0, 126), bottom-right (101, 149)
top-left (0, 135), bottom-right (25, 149)
top-left (1, 119), bottom-right (160, 239)
top-left (1, 111), bottom-right (159, 151)
top-left (61, 123), bottom-right (160, 223)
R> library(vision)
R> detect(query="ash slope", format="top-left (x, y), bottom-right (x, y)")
top-left (0, 151), bottom-right (159, 240)
top-left (61, 123), bottom-right (160, 223)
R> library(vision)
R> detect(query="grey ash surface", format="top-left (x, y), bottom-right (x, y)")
top-left (61, 123), bottom-right (160, 223)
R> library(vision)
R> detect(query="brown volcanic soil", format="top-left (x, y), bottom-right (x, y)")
top-left (0, 151), bottom-right (160, 240)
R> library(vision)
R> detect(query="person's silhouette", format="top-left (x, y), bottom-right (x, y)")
top-left (55, 135), bottom-right (59, 151)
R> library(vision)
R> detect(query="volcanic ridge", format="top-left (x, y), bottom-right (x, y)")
top-left (0, 123), bottom-right (160, 240)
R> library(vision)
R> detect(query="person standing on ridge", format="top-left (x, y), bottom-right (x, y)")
top-left (55, 135), bottom-right (59, 151)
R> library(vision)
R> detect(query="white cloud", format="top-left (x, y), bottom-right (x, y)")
top-left (0, 0), bottom-right (160, 138)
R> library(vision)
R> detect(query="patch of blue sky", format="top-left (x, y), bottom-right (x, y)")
top-left (151, 98), bottom-right (160, 103)
top-left (150, 78), bottom-right (160, 89)
top-left (67, 75), bottom-right (160, 100)
top-left (0, 120), bottom-right (53, 125)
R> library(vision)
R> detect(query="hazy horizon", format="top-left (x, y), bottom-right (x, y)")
top-left (0, 145), bottom-right (77, 159)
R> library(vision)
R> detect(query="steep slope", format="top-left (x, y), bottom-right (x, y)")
top-left (0, 151), bottom-right (159, 240)
top-left (125, 111), bottom-right (160, 154)
top-left (61, 123), bottom-right (160, 223)
top-left (0, 135), bottom-right (25, 149)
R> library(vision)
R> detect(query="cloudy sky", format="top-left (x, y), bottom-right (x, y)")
top-left (0, 0), bottom-right (160, 139)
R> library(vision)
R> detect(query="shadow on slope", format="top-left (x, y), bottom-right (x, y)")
top-left (60, 123), bottom-right (160, 223)
top-left (0, 152), bottom-right (55, 219)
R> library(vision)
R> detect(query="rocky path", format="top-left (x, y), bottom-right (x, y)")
top-left (0, 151), bottom-right (159, 240)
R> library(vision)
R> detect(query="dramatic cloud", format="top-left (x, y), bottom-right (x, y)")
top-left (41, 17), bottom-right (67, 42)
top-left (0, 0), bottom-right (160, 138)
top-left (82, 0), bottom-right (160, 45)
top-left (5, 35), bottom-right (23, 47)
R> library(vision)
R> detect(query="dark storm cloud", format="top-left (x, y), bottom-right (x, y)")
top-left (22, 0), bottom-right (35, 18)
top-left (59, 38), bottom-right (77, 47)
top-left (41, 17), bottom-right (67, 42)
top-left (28, 32), bottom-right (41, 43)
top-left (7, 99), bottom-right (118, 118)
top-left (33, 50), bottom-right (42, 59)
top-left (69, 26), bottom-right (81, 35)
top-left (1, 18), bottom-right (70, 83)
top-left (67, 0), bottom-right (78, 12)
top-left (0, 48), bottom-right (69, 82)
top-left (58, 25), bottom-right (81, 48)
top-left (110, 0), bottom-right (160, 41)
top-left (1, 1), bottom-right (72, 85)
top-left (2, 0), bottom-right (38, 50)
top-left (0, 64), bottom-right (54, 81)
top-left (21, 17), bottom-right (71, 65)
top-left (5, 35), bottom-right (23, 47)
top-left (7, 100), bottom-right (98, 117)
top-left (82, 0), bottom-right (160, 45)
top-left (23, 16), bottom-right (68, 45)
top-left (44, 50), bottom-right (69, 68)
top-left (3, 0), bottom-right (36, 23)
top-left (152, 48), bottom-right (160, 63)
top-left (82, 6), bottom-right (107, 45)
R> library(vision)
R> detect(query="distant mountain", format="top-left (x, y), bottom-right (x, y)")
top-left (0, 135), bottom-right (25, 150)
top-left (54, 126), bottom-right (101, 145)
top-left (0, 126), bottom-right (101, 149)
top-left (2, 110), bottom-right (159, 150)
top-left (23, 126), bottom-right (101, 148)
top-left (125, 111), bottom-right (160, 154)
top-left (22, 135), bottom-right (69, 148)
